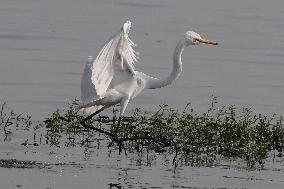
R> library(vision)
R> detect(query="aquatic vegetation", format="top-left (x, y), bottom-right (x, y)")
top-left (0, 101), bottom-right (38, 141)
top-left (1, 98), bottom-right (284, 168)
top-left (0, 159), bottom-right (43, 169)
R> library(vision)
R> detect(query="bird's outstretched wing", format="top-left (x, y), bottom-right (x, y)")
top-left (81, 20), bottom-right (139, 105)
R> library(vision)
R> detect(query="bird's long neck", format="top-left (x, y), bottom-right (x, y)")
top-left (148, 39), bottom-right (185, 89)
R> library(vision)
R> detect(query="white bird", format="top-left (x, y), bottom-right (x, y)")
top-left (79, 20), bottom-right (218, 125)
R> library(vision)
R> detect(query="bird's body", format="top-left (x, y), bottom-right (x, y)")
top-left (79, 20), bottom-right (217, 122)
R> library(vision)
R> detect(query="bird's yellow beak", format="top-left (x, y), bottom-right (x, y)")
top-left (194, 37), bottom-right (218, 45)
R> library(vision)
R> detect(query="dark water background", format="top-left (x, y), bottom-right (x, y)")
top-left (1, 0), bottom-right (284, 188)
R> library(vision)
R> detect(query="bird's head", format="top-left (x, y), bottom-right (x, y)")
top-left (184, 31), bottom-right (218, 46)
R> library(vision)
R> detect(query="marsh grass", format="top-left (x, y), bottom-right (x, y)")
top-left (0, 101), bottom-right (38, 142)
top-left (1, 98), bottom-right (284, 168)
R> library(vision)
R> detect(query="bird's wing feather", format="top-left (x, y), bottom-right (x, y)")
top-left (81, 56), bottom-right (100, 104)
top-left (81, 21), bottom-right (138, 105)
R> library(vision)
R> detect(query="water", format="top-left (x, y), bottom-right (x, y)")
top-left (1, 0), bottom-right (284, 188)
top-left (1, 140), bottom-right (284, 189)
top-left (1, 0), bottom-right (284, 118)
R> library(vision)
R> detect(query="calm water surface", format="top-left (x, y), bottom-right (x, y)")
top-left (1, 0), bottom-right (284, 118)
top-left (1, 0), bottom-right (284, 188)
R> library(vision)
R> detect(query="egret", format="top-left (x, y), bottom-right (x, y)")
top-left (79, 20), bottom-right (217, 125)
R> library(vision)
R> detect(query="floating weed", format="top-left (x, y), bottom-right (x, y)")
top-left (1, 98), bottom-right (284, 169)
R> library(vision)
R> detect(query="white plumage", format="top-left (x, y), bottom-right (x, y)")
top-left (80, 20), bottom-right (139, 114)
top-left (79, 20), bottom-right (218, 122)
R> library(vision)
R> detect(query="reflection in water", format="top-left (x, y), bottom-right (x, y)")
top-left (1, 131), bottom-right (283, 188)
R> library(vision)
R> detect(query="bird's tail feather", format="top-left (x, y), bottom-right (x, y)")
top-left (78, 97), bottom-right (106, 114)
top-left (82, 105), bottom-right (103, 114)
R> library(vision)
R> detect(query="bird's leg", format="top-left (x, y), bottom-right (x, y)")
top-left (112, 115), bottom-right (123, 135)
top-left (112, 98), bottom-right (129, 137)
top-left (120, 54), bottom-right (124, 70)
top-left (117, 98), bottom-right (129, 126)
top-left (80, 107), bottom-right (105, 128)
top-left (117, 116), bottom-right (123, 127)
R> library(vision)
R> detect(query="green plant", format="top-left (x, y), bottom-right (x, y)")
top-left (1, 98), bottom-right (284, 168)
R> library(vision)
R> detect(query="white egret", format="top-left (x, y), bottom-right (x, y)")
top-left (79, 20), bottom-right (217, 125)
